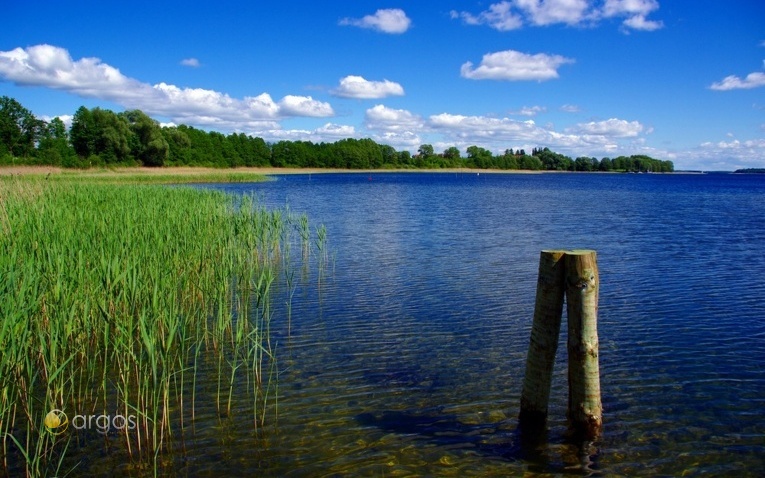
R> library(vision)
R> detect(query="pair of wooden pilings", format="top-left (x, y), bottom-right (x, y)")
top-left (519, 249), bottom-right (602, 440)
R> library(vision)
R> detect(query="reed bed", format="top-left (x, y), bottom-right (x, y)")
top-left (0, 177), bottom-right (317, 476)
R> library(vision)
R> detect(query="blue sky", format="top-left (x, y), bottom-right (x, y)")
top-left (2, 1), bottom-right (764, 170)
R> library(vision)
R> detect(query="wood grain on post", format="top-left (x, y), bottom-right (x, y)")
top-left (564, 250), bottom-right (602, 439)
top-left (519, 250), bottom-right (566, 430)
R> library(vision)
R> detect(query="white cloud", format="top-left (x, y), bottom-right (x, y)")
top-left (363, 105), bottom-right (426, 151)
top-left (460, 49), bottom-right (574, 81)
top-left (371, 131), bottom-right (423, 152)
top-left (450, 2), bottom-right (523, 31)
top-left (602, 0), bottom-right (663, 31)
top-left (315, 123), bottom-right (356, 138)
top-left (560, 104), bottom-right (581, 113)
top-left (331, 75), bottom-right (404, 99)
top-left (685, 138), bottom-right (765, 170)
top-left (364, 104), bottom-right (424, 131)
top-left (621, 14), bottom-right (663, 31)
top-left (247, 123), bottom-right (359, 144)
top-left (418, 112), bottom-right (656, 157)
top-left (40, 114), bottom-right (74, 129)
top-left (710, 72), bottom-right (765, 91)
top-left (278, 95), bottom-right (335, 117)
top-left (339, 9), bottom-right (411, 34)
top-left (0, 44), bottom-right (148, 100)
top-left (453, 0), bottom-right (663, 31)
top-left (513, 105), bottom-right (547, 116)
top-left (515, 0), bottom-right (590, 26)
top-left (567, 118), bottom-right (644, 137)
top-left (180, 58), bottom-right (200, 67)
top-left (602, 0), bottom-right (657, 17)
top-left (0, 44), bottom-right (335, 130)
top-left (429, 113), bottom-right (546, 141)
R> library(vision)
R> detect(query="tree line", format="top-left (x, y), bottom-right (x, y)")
top-left (1, 96), bottom-right (673, 172)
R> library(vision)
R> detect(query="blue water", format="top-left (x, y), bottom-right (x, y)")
top-left (196, 172), bottom-right (765, 476)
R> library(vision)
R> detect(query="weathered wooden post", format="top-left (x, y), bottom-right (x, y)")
top-left (565, 250), bottom-right (602, 439)
top-left (519, 249), bottom-right (602, 441)
top-left (519, 250), bottom-right (566, 431)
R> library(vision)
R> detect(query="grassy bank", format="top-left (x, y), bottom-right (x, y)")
top-left (0, 166), bottom-right (272, 184)
top-left (0, 176), bottom-right (318, 476)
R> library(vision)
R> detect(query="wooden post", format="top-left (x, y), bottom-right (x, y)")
top-left (565, 250), bottom-right (602, 440)
top-left (519, 250), bottom-right (566, 431)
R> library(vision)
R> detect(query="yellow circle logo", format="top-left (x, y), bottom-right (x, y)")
top-left (44, 409), bottom-right (69, 435)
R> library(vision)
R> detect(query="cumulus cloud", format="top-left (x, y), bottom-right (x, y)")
top-left (602, 0), bottom-right (664, 31)
top-left (418, 112), bottom-right (654, 157)
top-left (363, 105), bottom-right (426, 151)
top-left (453, 0), bottom-right (663, 32)
top-left (450, 2), bottom-right (523, 31)
top-left (512, 105), bottom-right (547, 116)
top-left (429, 113), bottom-right (546, 141)
top-left (247, 123), bottom-right (359, 144)
top-left (364, 104), bottom-right (424, 131)
top-left (0, 44), bottom-right (334, 129)
top-left (567, 118), bottom-right (644, 137)
top-left (331, 75), bottom-right (405, 99)
top-left (460, 49), bottom-right (574, 81)
top-left (686, 138), bottom-right (765, 170)
top-left (180, 58), bottom-right (201, 67)
top-left (278, 95), bottom-right (335, 117)
top-left (371, 131), bottom-right (423, 152)
top-left (315, 123), bottom-right (356, 137)
top-left (41, 114), bottom-right (74, 129)
top-left (621, 14), bottom-right (663, 31)
top-left (516, 0), bottom-right (590, 26)
top-left (710, 72), bottom-right (765, 91)
top-left (0, 44), bottom-right (148, 100)
top-left (339, 9), bottom-right (411, 34)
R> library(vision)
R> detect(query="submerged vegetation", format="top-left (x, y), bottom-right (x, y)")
top-left (0, 177), bottom-right (321, 476)
top-left (1, 95), bottom-right (673, 172)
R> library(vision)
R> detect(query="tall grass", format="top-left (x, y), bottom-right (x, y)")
top-left (0, 177), bottom-right (317, 476)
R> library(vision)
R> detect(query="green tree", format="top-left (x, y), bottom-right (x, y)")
top-left (37, 117), bottom-right (76, 166)
top-left (443, 146), bottom-right (461, 160)
top-left (71, 106), bottom-right (132, 163)
top-left (466, 145), bottom-right (493, 169)
top-left (91, 108), bottom-right (132, 163)
top-left (574, 156), bottom-right (596, 171)
top-left (417, 144), bottom-right (434, 159)
top-left (499, 150), bottom-right (519, 170)
top-left (161, 126), bottom-right (192, 164)
top-left (0, 96), bottom-right (42, 160)
top-left (123, 110), bottom-right (169, 166)
top-left (379, 144), bottom-right (398, 167)
top-left (70, 106), bottom-right (97, 158)
top-left (519, 155), bottom-right (543, 170)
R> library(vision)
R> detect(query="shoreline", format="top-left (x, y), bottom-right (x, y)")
top-left (0, 165), bottom-right (694, 179)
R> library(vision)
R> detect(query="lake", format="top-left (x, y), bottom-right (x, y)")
top-left (189, 172), bottom-right (764, 476)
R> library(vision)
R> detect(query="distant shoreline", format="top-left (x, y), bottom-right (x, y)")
top-left (0, 165), bottom-right (700, 180)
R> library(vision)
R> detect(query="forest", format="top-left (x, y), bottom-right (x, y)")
top-left (1, 96), bottom-right (674, 173)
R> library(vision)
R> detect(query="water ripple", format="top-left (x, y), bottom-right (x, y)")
top-left (186, 173), bottom-right (765, 476)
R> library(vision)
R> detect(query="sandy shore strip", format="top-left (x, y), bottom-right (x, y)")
top-left (0, 165), bottom-right (550, 178)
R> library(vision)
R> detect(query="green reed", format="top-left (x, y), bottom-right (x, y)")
top-left (0, 177), bottom-right (318, 476)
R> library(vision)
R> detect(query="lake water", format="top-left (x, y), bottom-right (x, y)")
top-left (189, 172), bottom-right (765, 477)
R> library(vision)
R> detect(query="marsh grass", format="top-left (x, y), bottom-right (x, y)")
top-left (50, 169), bottom-right (271, 185)
top-left (0, 177), bottom-right (317, 476)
